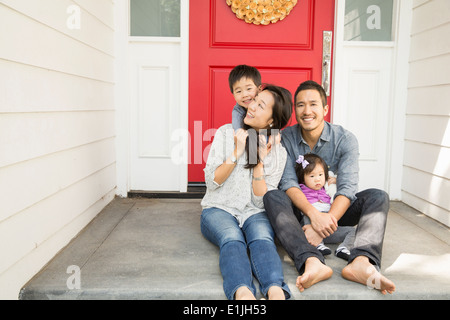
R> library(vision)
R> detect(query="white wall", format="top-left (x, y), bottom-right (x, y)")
top-left (0, 0), bottom-right (116, 299)
top-left (402, 0), bottom-right (450, 227)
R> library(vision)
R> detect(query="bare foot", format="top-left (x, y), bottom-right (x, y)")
top-left (342, 256), bottom-right (396, 294)
top-left (296, 257), bottom-right (333, 292)
top-left (235, 286), bottom-right (256, 300)
top-left (267, 286), bottom-right (285, 300)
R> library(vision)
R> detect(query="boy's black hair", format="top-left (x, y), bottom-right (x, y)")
top-left (228, 65), bottom-right (262, 93)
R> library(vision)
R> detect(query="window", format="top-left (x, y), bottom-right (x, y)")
top-left (344, 0), bottom-right (394, 41)
top-left (130, 0), bottom-right (180, 37)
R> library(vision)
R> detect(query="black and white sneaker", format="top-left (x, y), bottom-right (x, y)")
top-left (317, 243), bottom-right (332, 256)
top-left (335, 247), bottom-right (351, 261)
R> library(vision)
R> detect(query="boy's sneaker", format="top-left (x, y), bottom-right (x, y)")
top-left (317, 243), bottom-right (332, 256)
top-left (335, 247), bottom-right (351, 261)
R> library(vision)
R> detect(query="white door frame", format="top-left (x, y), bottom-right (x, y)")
top-left (114, 0), bottom-right (189, 197)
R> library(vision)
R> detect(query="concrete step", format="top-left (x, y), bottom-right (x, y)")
top-left (19, 198), bottom-right (450, 300)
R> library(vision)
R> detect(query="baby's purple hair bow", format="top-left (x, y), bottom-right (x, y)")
top-left (296, 155), bottom-right (309, 169)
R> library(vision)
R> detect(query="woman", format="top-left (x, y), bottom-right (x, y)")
top-left (200, 84), bottom-right (292, 300)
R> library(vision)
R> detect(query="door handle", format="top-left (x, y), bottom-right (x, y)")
top-left (322, 31), bottom-right (332, 96)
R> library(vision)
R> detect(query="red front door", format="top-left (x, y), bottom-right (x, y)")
top-left (188, 0), bottom-right (335, 183)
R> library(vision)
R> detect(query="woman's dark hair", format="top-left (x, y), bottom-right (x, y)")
top-left (243, 84), bottom-right (293, 169)
top-left (295, 153), bottom-right (329, 184)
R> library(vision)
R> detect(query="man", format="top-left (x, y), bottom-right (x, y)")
top-left (264, 80), bottom-right (395, 294)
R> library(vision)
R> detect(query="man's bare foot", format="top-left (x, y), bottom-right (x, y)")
top-left (235, 286), bottom-right (256, 300)
top-left (342, 256), bottom-right (396, 294)
top-left (296, 257), bottom-right (333, 292)
top-left (267, 286), bottom-right (285, 300)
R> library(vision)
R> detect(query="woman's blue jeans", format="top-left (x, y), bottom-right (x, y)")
top-left (201, 208), bottom-right (291, 300)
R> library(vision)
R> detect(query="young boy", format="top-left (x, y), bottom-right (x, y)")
top-left (229, 65), bottom-right (262, 131)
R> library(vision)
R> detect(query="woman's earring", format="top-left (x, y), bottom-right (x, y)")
top-left (269, 123), bottom-right (273, 128)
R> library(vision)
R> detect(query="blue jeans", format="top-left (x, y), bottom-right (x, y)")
top-left (201, 208), bottom-right (291, 300)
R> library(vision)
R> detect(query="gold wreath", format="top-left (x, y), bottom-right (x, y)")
top-left (226, 0), bottom-right (298, 25)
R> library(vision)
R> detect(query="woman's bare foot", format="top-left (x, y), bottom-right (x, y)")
top-left (235, 286), bottom-right (256, 300)
top-left (342, 256), bottom-right (396, 294)
top-left (267, 286), bottom-right (286, 300)
top-left (296, 257), bottom-right (333, 292)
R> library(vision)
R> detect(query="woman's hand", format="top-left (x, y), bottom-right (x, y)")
top-left (234, 129), bottom-right (248, 159)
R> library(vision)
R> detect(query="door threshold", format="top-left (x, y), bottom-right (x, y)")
top-left (128, 191), bottom-right (205, 199)
top-left (128, 184), bottom-right (206, 199)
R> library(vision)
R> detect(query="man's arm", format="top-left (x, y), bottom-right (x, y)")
top-left (327, 130), bottom-right (360, 220)
top-left (329, 195), bottom-right (351, 221)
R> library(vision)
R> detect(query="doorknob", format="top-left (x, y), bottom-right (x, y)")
top-left (322, 31), bottom-right (332, 96)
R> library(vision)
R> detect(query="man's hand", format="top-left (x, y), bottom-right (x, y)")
top-left (302, 224), bottom-right (323, 247)
top-left (327, 176), bottom-right (337, 185)
top-left (310, 211), bottom-right (338, 238)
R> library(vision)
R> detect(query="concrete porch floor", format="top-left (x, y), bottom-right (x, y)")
top-left (19, 197), bottom-right (450, 300)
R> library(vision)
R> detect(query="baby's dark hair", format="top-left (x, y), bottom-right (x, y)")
top-left (295, 153), bottom-right (329, 184)
top-left (228, 65), bottom-right (262, 93)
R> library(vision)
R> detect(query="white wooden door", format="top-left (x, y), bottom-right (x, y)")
top-left (129, 42), bottom-right (181, 191)
top-left (333, 0), bottom-right (397, 193)
top-left (128, 0), bottom-right (187, 191)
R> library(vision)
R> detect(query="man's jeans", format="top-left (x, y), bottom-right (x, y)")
top-left (263, 189), bottom-right (389, 274)
top-left (201, 208), bottom-right (291, 300)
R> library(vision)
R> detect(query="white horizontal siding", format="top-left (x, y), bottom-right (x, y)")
top-left (403, 0), bottom-right (450, 227)
top-left (404, 115), bottom-right (449, 147)
top-left (0, 3), bottom-right (113, 83)
top-left (0, 59), bottom-right (114, 113)
top-left (0, 0), bottom-right (115, 299)
top-left (402, 166), bottom-right (450, 214)
top-left (409, 22), bottom-right (450, 62)
top-left (408, 53), bottom-right (450, 88)
top-left (0, 189), bottom-right (115, 301)
top-left (406, 85), bottom-right (450, 116)
top-left (403, 140), bottom-right (450, 180)
top-left (402, 191), bottom-right (450, 227)
top-left (0, 138), bottom-right (116, 223)
top-left (410, 0), bottom-right (450, 35)
top-left (1, 0), bottom-right (114, 56)
top-left (74, 0), bottom-right (115, 30)
top-left (0, 111), bottom-right (115, 168)
top-left (0, 164), bottom-right (116, 276)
